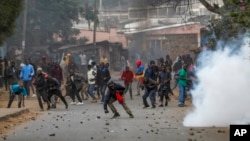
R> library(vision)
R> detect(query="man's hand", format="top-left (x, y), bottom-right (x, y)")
top-left (104, 109), bottom-right (109, 114)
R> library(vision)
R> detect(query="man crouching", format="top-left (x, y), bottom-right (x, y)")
top-left (104, 80), bottom-right (134, 119)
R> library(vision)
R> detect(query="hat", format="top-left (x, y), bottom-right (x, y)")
top-left (150, 60), bottom-right (155, 65)
top-left (107, 80), bottom-right (115, 87)
top-left (37, 67), bottom-right (42, 71)
top-left (20, 63), bottom-right (25, 68)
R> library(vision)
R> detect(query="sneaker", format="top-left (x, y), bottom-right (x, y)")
top-left (76, 102), bottom-right (84, 105)
top-left (151, 105), bottom-right (156, 109)
top-left (65, 105), bottom-right (68, 109)
top-left (70, 102), bottom-right (77, 105)
top-left (178, 104), bottom-right (184, 107)
top-left (159, 104), bottom-right (163, 107)
top-left (143, 105), bottom-right (149, 109)
top-left (32, 94), bottom-right (36, 97)
top-left (111, 113), bottom-right (120, 119)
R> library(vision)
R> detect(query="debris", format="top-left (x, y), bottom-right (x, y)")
top-left (49, 133), bottom-right (55, 136)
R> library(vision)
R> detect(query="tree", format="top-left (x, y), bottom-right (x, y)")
top-left (7, 0), bottom-right (82, 46)
top-left (80, 2), bottom-right (99, 30)
top-left (0, 0), bottom-right (23, 45)
top-left (149, 0), bottom-right (250, 40)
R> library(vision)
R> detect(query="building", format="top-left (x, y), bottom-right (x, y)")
top-left (125, 22), bottom-right (201, 63)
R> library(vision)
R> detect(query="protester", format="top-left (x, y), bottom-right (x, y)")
top-left (45, 75), bottom-right (68, 109)
top-left (120, 66), bottom-right (134, 100)
top-left (33, 67), bottom-right (51, 111)
top-left (103, 80), bottom-right (134, 119)
top-left (7, 82), bottom-right (27, 108)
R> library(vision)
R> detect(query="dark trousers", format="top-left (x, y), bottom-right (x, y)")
top-left (7, 93), bottom-right (22, 108)
top-left (70, 88), bottom-right (83, 102)
top-left (23, 80), bottom-right (31, 96)
top-left (142, 88), bottom-right (156, 107)
top-left (48, 89), bottom-right (68, 108)
top-left (36, 89), bottom-right (50, 110)
top-left (100, 85), bottom-right (107, 102)
top-left (4, 77), bottom-right (8, 91)
top-left (158, 84), bottom-right (170, 104)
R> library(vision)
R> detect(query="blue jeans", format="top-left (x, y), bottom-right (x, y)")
top-left (100, 85), bottom-right (107, 102)
top-left (142, 88), bottom-right (156, 107)
top-left (178, 84), bottom-right (186, 105)
top-left (87, 84), bottom-right (96, 99)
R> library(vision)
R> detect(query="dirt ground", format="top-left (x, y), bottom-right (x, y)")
top-left (0, 88), bottom-right (42, 137)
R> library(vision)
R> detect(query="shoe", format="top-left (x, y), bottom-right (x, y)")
top-left (97, 96), bottom-right (101, 100)
top-left (76, 102), bottom-right (84, 105)
top-left (65, 105), bottom-right (68, 109)
top-left (32, 94), bottom-right (36, 97)
top-left (129, 113), bottom-right (134, 118)
top-left (143, 105), bottom-right (149, 109)
top-left (159, 104), bottom-right (163, 107)
top-left (47, 106), bottom-right (50, 110)
top-left (136, 94), bottom-right (140, 96)
top-left (178, 104), bottom-right (184, 107)
top-left (151, 105), bottom-right (156, 109)
top-left (111, 113), bottom-right (120, 119)
top-left (165, 101), bottom-right (168, 107)
top-left (91, 99), bottom-right (97, 103)
top-left (99, 101), bottom-right (104, 104)
top-left (70, 102), bottom-right (77, 105)
top-left (51, 104), bottom-right (56, 108)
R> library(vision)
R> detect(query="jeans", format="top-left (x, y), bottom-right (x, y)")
top-left (100, 85), bottom-right (107, 102)
top-left (87, 84), bottom-right (96, 99)
top-left (142, 88), bottom-right (156, 107)
top-left (178, 84), bottom-right (186, 105)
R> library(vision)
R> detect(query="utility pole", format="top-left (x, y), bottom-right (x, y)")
top-left (22, 0), bottom-right (28, 61)
top-left (93, 0), bottom-right (97, 48)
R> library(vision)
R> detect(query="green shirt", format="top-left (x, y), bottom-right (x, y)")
top-left (178, 68), bottom-right (187, 87)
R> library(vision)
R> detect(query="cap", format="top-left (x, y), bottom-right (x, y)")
top-left (37, 67), bottom-right (42, 71)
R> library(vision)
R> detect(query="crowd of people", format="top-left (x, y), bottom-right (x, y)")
top-left (0, 51), bottom-right (196, 119)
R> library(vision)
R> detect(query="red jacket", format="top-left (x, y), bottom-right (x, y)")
top-left (121, 70), bottom-right (134, 85)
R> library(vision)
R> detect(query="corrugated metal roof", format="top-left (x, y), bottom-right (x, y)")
top-left (124, 22), bottom-right (200, 34)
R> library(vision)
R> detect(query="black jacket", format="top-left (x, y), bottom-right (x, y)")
top-left (103, 82), bottom-right (125, 110)
top-left (34, 73), bottom-right (46, 91)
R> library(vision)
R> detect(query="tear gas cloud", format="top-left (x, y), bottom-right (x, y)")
top-left (183, 35), bottom-right (250, 127)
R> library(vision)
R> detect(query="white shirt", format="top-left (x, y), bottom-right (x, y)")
top-left (87, 69), bottom-right (95, 84)
top-left (79, 54), bottom-right (87, 65)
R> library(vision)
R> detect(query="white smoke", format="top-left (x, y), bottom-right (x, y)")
top-left (183, 35), bottom-right (250, 127)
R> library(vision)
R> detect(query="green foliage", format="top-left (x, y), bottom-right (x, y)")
top-left (80, 1), bottom-right (99, 30)
top-left (7, 0), bottom-right (82, 46)
top-left (0, 0), bottom-right (23, 45)
top-left (209, 0), bottom-right (250, 40)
